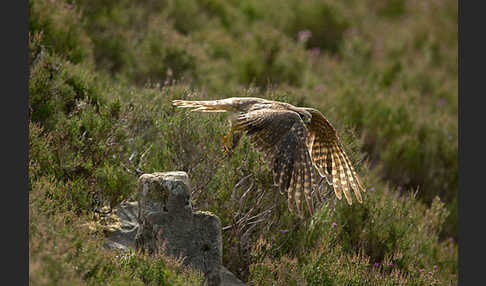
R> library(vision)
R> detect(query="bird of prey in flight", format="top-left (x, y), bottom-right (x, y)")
top-left (173, 97), bottom-right (366, 217)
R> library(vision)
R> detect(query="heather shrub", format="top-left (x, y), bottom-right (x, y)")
top-left (377, 0), bottom-right (407, 19)
top-left (124, 20), bottom-right (204, 86)
top-left (286, 0), bottom-right (350, 53)
top-left (29, 38), bottom-right (103, 129)
top-left (29, 175), bottom-right (203, 285)
top-left (29, 0), bottom-right (458, 284)
top-left (247, 177), bottom-right (457, 285)
top-left (300, 0), bottom-right (458, 234)
top-left (29, 0), bottom-right (93, 65)
top-left (231, 24), bottom-right (311, 87)
top-left (29, 122), bottom-right (55, 188)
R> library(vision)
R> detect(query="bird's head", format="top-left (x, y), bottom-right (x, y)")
top-left (284, 104), bottom-right (312, 124)
top-left (298, 109), bottom-right (312, 124)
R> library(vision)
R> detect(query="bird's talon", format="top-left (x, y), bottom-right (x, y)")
top-left (221, 131), bottom-right (233, 155)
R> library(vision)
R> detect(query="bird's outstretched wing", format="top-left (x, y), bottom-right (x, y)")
top-left (172, 99), bottom-right (236, 112)
top-left (232, 109), bottom-right (316, 216)
top-left (305, 108), bottom-right (366, 205)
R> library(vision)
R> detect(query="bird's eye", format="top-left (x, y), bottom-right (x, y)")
top-left (300, 114), bottom-right (311, 124)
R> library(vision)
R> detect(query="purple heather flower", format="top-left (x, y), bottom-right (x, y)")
top-left (389, 263), bottom-right (394, 268)
top-left (433, 265), bottom-right (438, 270)
top-left (436, 98), bottom-right (448, 107)
top-left (428, 272), bottom-right (433, 275)
top-left (419, 269), bottom-right (424, 273)
top-left (374, 262), bottom-right (379, 267)
top-left (309, 47), bottom-right (321, 57)
top-left (280, 229), bottom-right (290, 234)
top-left (297, 30), bottom-right (312, 42)
top-left (314, 84), bottom-right (325, 92)
top-left (332, 222), bottom-right (337, 227)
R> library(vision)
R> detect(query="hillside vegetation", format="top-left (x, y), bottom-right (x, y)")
top-left (29, 0), bottom-right (457, 285)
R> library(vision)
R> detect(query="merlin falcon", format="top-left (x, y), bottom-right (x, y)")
top-left (172, 97), bottom-right (366, 217)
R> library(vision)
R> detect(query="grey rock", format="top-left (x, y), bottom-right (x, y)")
top-left (104, 171), bottom-right (245, 286)
top-left (103, 240), bottom-right (130, 253)
top-left (220, 266), bottom-right (247, 286)
top-left (106, 201), bottom-right (139, 249)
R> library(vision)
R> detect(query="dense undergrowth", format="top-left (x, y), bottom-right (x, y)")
top-left (29, 0), bottom-right (457, 285)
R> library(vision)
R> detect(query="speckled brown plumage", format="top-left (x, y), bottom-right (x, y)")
top-left (172, 97), bottom-right (366, 217)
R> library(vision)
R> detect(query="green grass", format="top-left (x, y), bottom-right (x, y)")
top-left (29, 0), bottom-right (457, 284)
